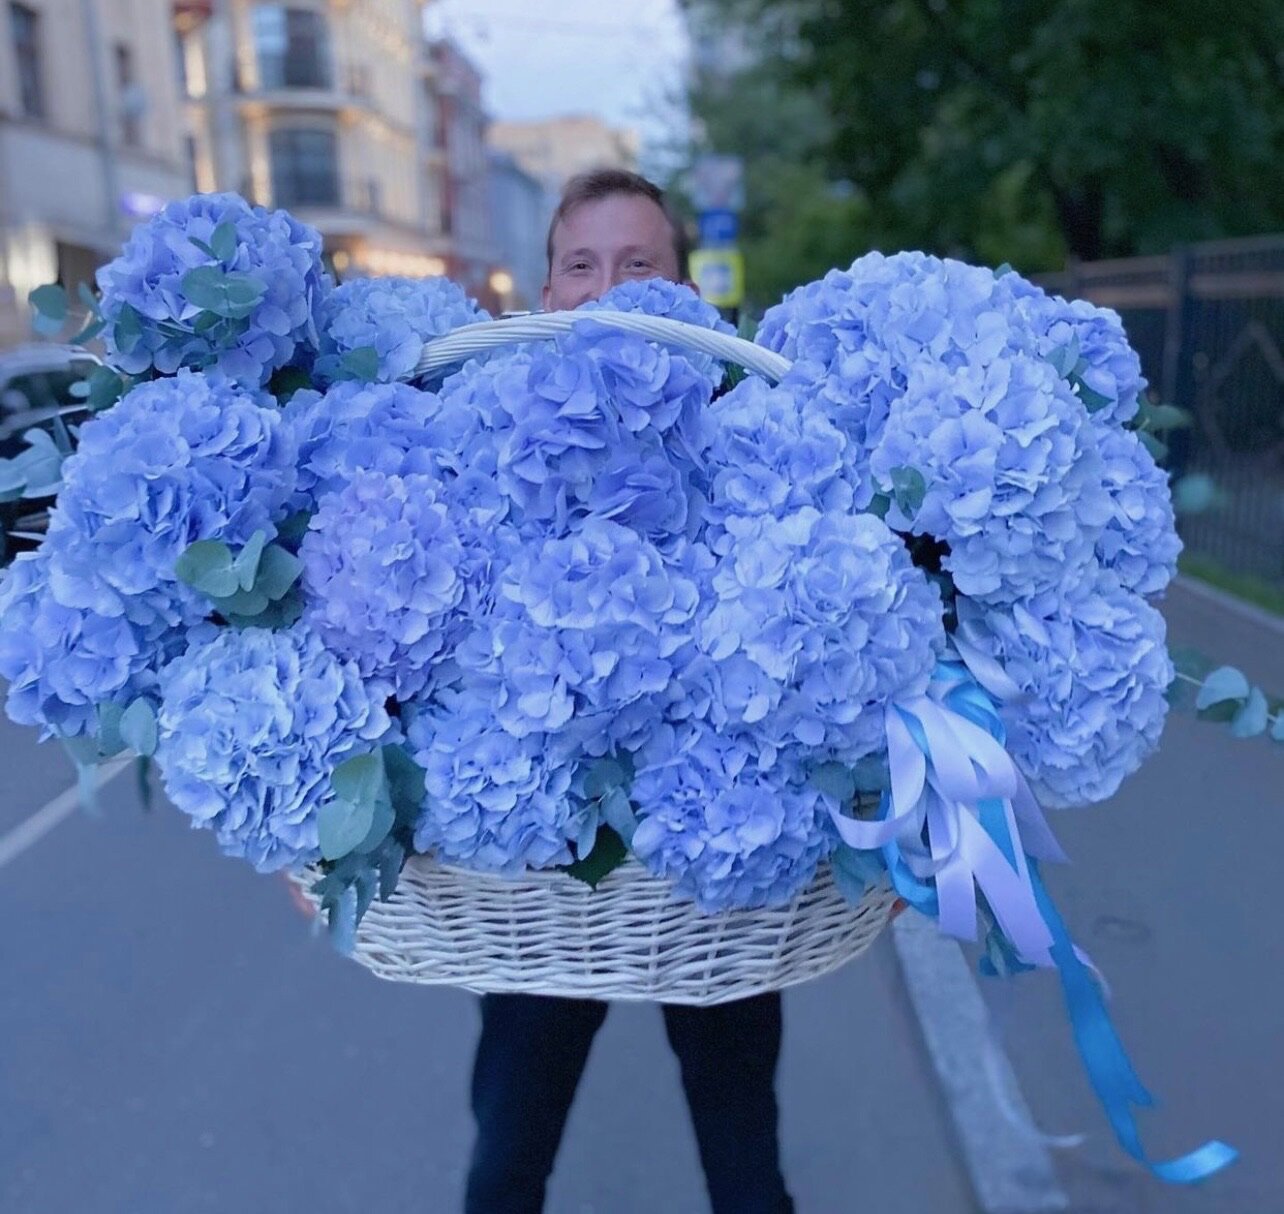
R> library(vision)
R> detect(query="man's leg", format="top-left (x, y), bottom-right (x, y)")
top-left (464, 993), bottom-right (609, 1214)
top-left (662, 991), bottom-right (795, 1214)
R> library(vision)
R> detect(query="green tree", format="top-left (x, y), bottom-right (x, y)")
top-left (680, 0), bottom-right (1284, 269)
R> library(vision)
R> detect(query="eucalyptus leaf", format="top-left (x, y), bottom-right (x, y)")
top-left (32, 311), bottom-right (65, 338)
top-left (560, 824), bottom-right (629, 889)
top-left (808, 760), bottom-right (858, 803)
top-left (890, 465), bottom-right (927, 516)
top-left (332, 751), bottom-right (387, 807)
top-left (119, 697), bottom-right (158, 757)
top-left (1230, 687), bottom-right (1269, 739)
top-left (77, 281), bottom-right (100, 314)
top-left (1171, 474), bottom-right (1222, 516)
top-left (354, 795), bottom-right (396, 855)
top-left (233, 529), bottom-right (268, 591)
top-left (317, 796), bottom-right (376, 861)
top-left (188, 235), bottom-right (218, 259)
top-left (209, 221), bottom-right (238, 263)
top-left (377, 838), bottom-right (406, 900)
top-left (1137, 431), bottom-right (1168, 463)
top-left (383, 745), bottom-right (427, 824)
top-left (1072, 379), bottom-right (1113, 413)
top-left (29, 283), bottom-right (68, 323)
top-left (339, 347), bottom-right (380, 382)
top-left (254, 544), bottom-right (304, 600)
top-left (96, 701), bottom-right (127, 758)
top-left (1143, 403), bottom-right (1192, 433)
top-left (210, 585), bottom-right (272, 618)
top-left (86, 366), bottom-right (127, 412)
top-left (274, 510), bottom-right (313, 545)
top-left (326, 885), bottom-right (359, 954)
top-left (1195, 665), bottom-right (1250, 712)
top-left (1271, 714), bottom-right (1284, 743)
top-left (175, 539), bottom-right (240, 598)
top-left (114, 302), bottom-right (143, 351)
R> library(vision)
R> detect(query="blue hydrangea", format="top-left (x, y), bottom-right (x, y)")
top-left (155, 623), bottom-right (391, 872)
top-left (577, 277), bottom-right (732, 396)
top-left (43, 371), bottom-right (297, 630)
top-left (454, 520), bottom-right (701, 752)
top-left (960, 569), bottom-right (1173, 808)
top-left (315, 275), bottom-right (490, 384)
top-left (300, 470), bottom-right (506, 700)
top-left (96, 192), bottom-right (330, 386)
top-left (701, 376), bottom-right (858, 545)
top-left (0, 550), bottom-right (179, 738)
top-left (756, 252), bottom-right (1034, 488)
top-left (870, 357), bottom-right (1112, 603)
top-left (629, 721), bottom-right (835, 911)
top-left (407, 682), bottom-right (583, 873)
top-left (1094, 426), bottom-right (1182, 598)
top-left (1007, 286), bottom-right (1146, 426)
top-left (688, 507), bottom-right (944, 766)
top-left (283, 380), bottom-right (468, 513)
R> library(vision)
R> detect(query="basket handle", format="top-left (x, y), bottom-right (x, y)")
top-left (413, 310), bottom-right (792, 384)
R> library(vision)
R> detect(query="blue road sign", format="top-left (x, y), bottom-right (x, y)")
top-left (698, 209), bottom-right (739, 247)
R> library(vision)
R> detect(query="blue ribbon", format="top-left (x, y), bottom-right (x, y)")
top-left (852, 658), bottom-right (1238, 1184)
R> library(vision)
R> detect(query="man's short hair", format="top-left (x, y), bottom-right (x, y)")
top-left (545, 168), bottom-right (690, 280)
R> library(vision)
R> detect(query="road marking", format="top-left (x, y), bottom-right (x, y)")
top-left (892, 912), bottom-right (1071, 1213)
top-left (0, 758), bottom-right (132, 869)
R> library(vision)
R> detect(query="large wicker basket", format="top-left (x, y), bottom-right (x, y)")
top-left (292, 311), bottom-right (898, 1005)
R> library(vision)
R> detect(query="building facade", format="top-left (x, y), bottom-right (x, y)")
top-left (177, 0), bottom-right (452, 281)
top-left (487, 148), bottom-right (548, 311)
top-left (488, 114), bottom-right (640, 201)
top-left (0, 0), bottom-right (193, 345)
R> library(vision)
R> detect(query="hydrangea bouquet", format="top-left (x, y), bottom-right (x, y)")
top-left (1, 195), bottom-right (1250, 1183)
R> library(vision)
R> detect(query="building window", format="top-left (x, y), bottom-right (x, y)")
top-left (269, 127), bottom-right (339, 207)
top-left (253, 6), bottom-right (332, 90)
top-left (115, 43), bottom-right (141, 147)
top-left (10, 3), bottom-right (44, 120)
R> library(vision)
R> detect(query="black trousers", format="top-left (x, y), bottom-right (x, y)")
top-left (464, 991), bottom-right (794, 1214)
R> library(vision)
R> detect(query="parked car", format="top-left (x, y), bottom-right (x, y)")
top-left (0, 343), bottom-right (101, 559)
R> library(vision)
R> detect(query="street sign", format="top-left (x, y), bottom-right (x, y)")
top-left (689, 248), bottom-right (744, 308)
top-left (697, 209), bottom-right (739, 247)
top-left (689, 154), bottom-right (745, 213)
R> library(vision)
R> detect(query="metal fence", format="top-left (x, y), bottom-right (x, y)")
top-left (1040, 235), bottom-right (1284, 586)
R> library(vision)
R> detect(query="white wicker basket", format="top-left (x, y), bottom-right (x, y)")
top-left (294, 311), bottom-right (897, 1005)
top-left (290, 857), bottom-right (896, 1005)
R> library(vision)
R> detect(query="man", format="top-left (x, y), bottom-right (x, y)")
top-left (464, 169), bottom-right (795, 1214)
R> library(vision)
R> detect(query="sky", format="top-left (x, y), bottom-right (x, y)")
top-left (425, 0), bottom-right (692, 167)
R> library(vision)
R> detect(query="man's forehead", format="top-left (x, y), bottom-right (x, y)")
top-left (552, 195), bottom-right (672, 247)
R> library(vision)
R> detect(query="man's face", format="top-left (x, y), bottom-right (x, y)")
top-left (543, 193), bottom-right (683, 311)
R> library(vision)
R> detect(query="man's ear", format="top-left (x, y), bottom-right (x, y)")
top-left (685, 277), bottom-right (701, 297)
top-left (541, 281), bottom-right (552, 310)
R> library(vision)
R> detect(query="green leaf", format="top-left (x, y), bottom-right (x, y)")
top-left (29, 283), bottom-right (68, 323)
top-left (175, 538), bottom-right (240, 598)
top-left (223, 589), bottom-right (304, 630)
top-left (209, 585), bottom-right (272, 618)
top-left (113, 302), bottom-right (144, 351)
top-left (96, 701), bottom-right (127, 758)
top-left (1137, 431), bottom-right (1168, 463)
top-left (331, 751), bottom-right (386, 807)
top-left (376, 838), bottom-right (406, 900)
top-left (188, 235), bottom-right (218, 259)
top-left (1072, 379), bottom-right (1113, 413)
top-left (560, 825), bottom-right (629, 889)
top-left (1230, 687), bottom-right (1269, 738)
top-left (274, 510), bottom-right (313, 545)
top-left (181, 266), bottom-right (265, 320)
top-left (383, 744), bottom-right (427, 825)
top-left (233, 529), bottom-right (268, 591)
top-left (85, 366), bottom-right (127, 412)
top-left (889, 465), bottom-right (927, 517)
top-left (809, 760), bottom-right (858, 803)
top-left (1171, 474), bottom-right (1222, 516)
top-left (209, 221), bottom-right (238, 263)
top-left (254, 544), bottom-right (304, 600)
top-left (1195, 665), bottom-right (1250, 712)
top-left (353, 796), bottom-right (395, 855)
top-left (318, 796), bottom-right (376, 861)
top-left (339, 346), bottom-right (380, 382)
top-left (1046, 334), bottom-right (1079, 378)
top-left (136, 755), bottom-right (154, 813)
top-left (1271, 714), bottom-right (1284, 744)
top-left (68, 317), bottom-right (106, 346)
top-left (867, 492), bottom-right (891, 520)
top-left (77, 281), bottom-right (100, 314)
top-left (119, 697), bottom-right (158, 757)
top-left (1142, 403), bottom-right (1192, 433)
top-left (32, 311), bottom-right (65, 338)
top-left (599, 787), bottom-right (638, 844)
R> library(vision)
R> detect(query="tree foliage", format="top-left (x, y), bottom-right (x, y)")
top-left (677, 0), bottom-right (1284, 283)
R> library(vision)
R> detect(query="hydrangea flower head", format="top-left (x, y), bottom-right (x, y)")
top-left (407, 683), bottom-right (582, 872)
top-left (629, 721), bottom-right (834, 911)
top-left (155, 623), bottom-right (391, 872)
top-left (870, 356), bottom-right (1112, 603)
top-left (960, 569), bottom-right (1173, 807)
top-left (1094, 426), bottom-right (1181, 597)
top-left (300, 469), bottom-right (501, 699)
top-left (315, 275), bottom-right (490, 384)
top-left (43, 370), bottom-right (297, 629)
top-left (96, 192), bottom-right (330, 386)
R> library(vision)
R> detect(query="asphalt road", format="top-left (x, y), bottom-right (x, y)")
top-left (1, 579), bottom-right (1281, 1214)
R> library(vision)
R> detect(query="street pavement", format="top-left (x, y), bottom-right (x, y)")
top-left (1, 579), bottom-right (1281, 1214)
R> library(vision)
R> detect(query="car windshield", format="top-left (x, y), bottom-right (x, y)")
top-left (0, 365), bottom-right (96, 414)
